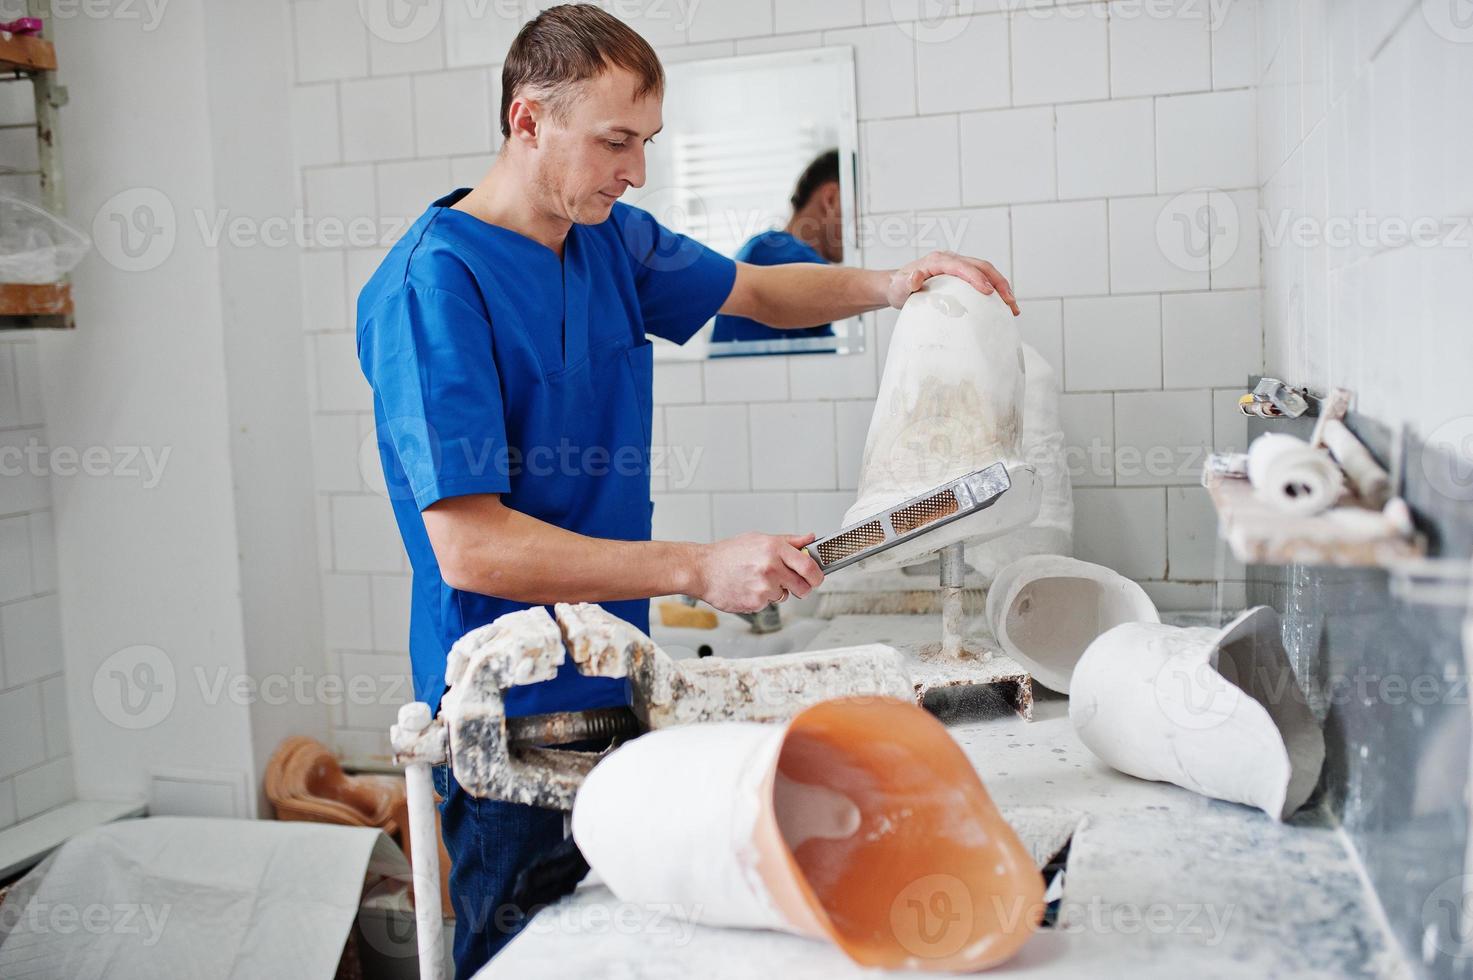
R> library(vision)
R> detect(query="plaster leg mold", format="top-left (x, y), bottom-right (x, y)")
top-left (985, 555), bottom-right (1159, 694)
top-left (1069, 606), bottom-right (1325, 820)
top-left (572, 696), bottom-right (1044, 972)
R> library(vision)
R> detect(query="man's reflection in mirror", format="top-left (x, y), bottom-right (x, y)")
top-left (711, 149), bottom-right (841, 356)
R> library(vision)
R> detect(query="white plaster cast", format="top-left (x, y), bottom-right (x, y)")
top-left (964, 344), bottom-right (1074, 584)
top-left (572, 697), bottom-right (1044, 972)
top-left (839, 275), bottom-right (1039, 572)
top-left (985, 555), bottom-right (1159, 694)
top-left (1247, 433), bottom-right (1344, 516)
top-left (1069, 606), bottom-right (1325, 820)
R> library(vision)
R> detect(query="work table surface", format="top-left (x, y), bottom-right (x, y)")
top-left (481, 613), bottom-right (1407, 979)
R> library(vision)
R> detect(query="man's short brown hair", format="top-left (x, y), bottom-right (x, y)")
top-left (500, 4), bottom-right (665, 139)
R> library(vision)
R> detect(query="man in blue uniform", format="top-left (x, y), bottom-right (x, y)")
top-left (712, 148), bottom-right (844, 351)
top-left (356, 5), bottom-right (1019, 976)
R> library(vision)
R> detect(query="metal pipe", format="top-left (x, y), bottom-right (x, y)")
top-left (397, 703), bottom-right (446, 980)
top-left (939, 542), bottom-right (966, 659)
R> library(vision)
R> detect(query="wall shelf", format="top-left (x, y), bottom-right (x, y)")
top-left (0, 31), bottom-right (56, 72)
top-left (1, 13), bottom-right (73, 330)
top-left (1204, 468), bottom-right (1425, 568)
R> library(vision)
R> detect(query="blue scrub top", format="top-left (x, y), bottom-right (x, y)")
top-left (356, 188), bottom-right (736, 716)
top-left (711, 230), bottom-right (834, 346)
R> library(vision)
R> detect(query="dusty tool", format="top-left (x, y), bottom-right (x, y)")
top-left (389, 602), bottom-right (913, 980)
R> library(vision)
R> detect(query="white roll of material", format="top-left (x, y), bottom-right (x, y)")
top-left (1246, 432), bottom-right (1344, 515)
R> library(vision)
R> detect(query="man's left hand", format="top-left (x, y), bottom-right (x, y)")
top-left (887, 251), bottom-right (1020, 316)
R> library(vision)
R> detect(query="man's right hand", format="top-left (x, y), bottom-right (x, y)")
top-left (693, 532), bottom-right (825, 613)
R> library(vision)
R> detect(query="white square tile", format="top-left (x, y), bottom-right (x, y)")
top-left (703, 355), bottom-right (790, 403)
top-left (1211, 0), bottom-right (1258, 89)
top-left (1016, 298), bottom-right (1064, 373)
top-left (653, 361), bottom-right (703, 404)
top-left (1212, 387), bottom-right (1249, 452)
top-left (958, 107), bottom-right (1055, 207)
top-left (0, 432), bottom-right (49, 515)
top-left (835, 399), bottom-right (873, 491)
top-left (27, 511), bottom-right (55, 595)
top-left (321, 572), bottom-right (373, 650)
top-left (0, 344), bottom-right (17, 427)
top-left (0, 594), bottom-right (61, 688)
top-left (1056, 99), bottom-right (1155, 199)
top-left (451, 154), bottom-right (495, 188)
top-left (10, 343), bottom-right (41, 426)
top-left (301, 250), bottom-right (349, 333)
top-left (777, 0), bottom-right (863, 33)
top-left (1010, 4), bottom-right (1109, 106)
top-left (1167, 485), bottom-right (1241, 579)
top-left (1107, 0), bottom-right (1212, 97)
top-left (293, 0), bottom-right (369, 83)
top-left (14, 756), bottom-right (72, 822)
top-left (1059, 392), bottom-right (1114, 487)
top-left (304, 165), bottom-right (377, 229)
top-left (749, 402), bottom-right (837, 490)
top-left (1161, 289), bottom-right (1262, 388)
top-left (788, 340), bottom-right (877, 401)
top-left (331, 496), bottom-right (407, 572)
top-left (347, 248), bottom-right (392, 306)
top-left (1072, 487), bottom-right (1167, 579)
top-left (0, 777), bottom-right (13, 829)
top-left (665, 404), bottom-right (750, 490)
top-left (858, 212), bottom-right (918, 270)
top-left (340, 76), bottom-right (415, 162)
top-left (368, 10), bottom-right (446, 75)
top-left (660, 41), bottom-right (738, 64)
top-left (1012, 200), bottom-right (1110, 299)
top-left (1108, 194), bottom-right (1211, 293)
top-left (340, 651), bottom-right (413, 731)
top-left (1211, 189), bottom-right (1260, 289)
top-left (377, 158), bottom-right (453, 230)
top-left (652, 492), bottom-right (713, 543)
top-left (712, 492), bottom-right (798, 539)
top-left (1063, 295), bottom-right (1162, 391)
top-left (1113, 388), bottom-right (1212, 485)
top-left (291, 84), bottom-right (341, 169)
top-left (0, 685), bottom-right (44, 779)
top-left (0, 517), bottom-right (28, 603)
top-left (916, 13), bottom-right (1010, 114)
top-left (1156, 89), bottom-right (1256, 193)
top-left (687, 0), bottom-right (773, 41)
top-left (371, 575), bottom-right (412, 653)
top-left (922, 206), bottom-right (1009, 265)
top-left (41, 675), bottom-right (67, 758)
top-left (864, 116), bottom-right (960, 213)
top-left (445, 0), bottom-right (529, 67)
top-left (796, 492), bottom-right (852, 534)
top-left (315, 334), bottom-right (373, 413)
top-left (0, 76), bottom-right (34, 126)
top-left (606, 1), bottom-right (689, 47)
top-left (825, 23), bottom-right (917, 119)
top-left (414, 69), bottom-right (495, 158)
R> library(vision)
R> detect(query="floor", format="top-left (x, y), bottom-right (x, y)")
top-left (476, 613), bottom-right (1410, 979)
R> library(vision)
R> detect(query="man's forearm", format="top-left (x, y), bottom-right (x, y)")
top-left (729, 262), bottom-right (890, 329)
top-left (431, 496), bottom-right (704, 603)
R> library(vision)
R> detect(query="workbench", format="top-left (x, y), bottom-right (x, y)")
top-left (479, 614), bottom-right (1408, 979)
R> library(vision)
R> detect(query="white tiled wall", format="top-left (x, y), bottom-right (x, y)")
top-left (287, 0), bottom-right (1263, 756)
top-left (0, 338), bottom-right (75, 830)
top-left (1257, 0), bottom-right (1473, 437)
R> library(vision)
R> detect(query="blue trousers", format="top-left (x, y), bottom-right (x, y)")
top-left (432, 763), bottom-right (566, 979)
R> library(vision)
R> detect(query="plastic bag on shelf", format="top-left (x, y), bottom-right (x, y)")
top-left (0, 193), bottom-right (91, 283)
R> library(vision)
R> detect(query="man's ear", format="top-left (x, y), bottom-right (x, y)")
top-left (506, 97), bottom-right (541, 147)
top-left (821, 181), bottom-right (842, 216)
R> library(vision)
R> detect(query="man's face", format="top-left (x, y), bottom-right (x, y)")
top-left (528, 68), bottom-right (663, 225)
